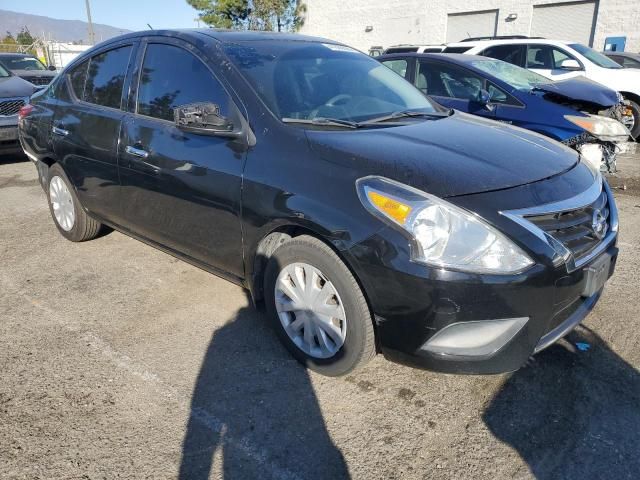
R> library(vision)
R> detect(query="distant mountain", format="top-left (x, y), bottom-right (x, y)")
top-left (0, 9), bottom-right (131, 44)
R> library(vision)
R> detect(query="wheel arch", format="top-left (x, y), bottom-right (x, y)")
top-left (247, 223), bottom-right (376, 336)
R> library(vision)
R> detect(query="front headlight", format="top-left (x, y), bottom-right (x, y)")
top-left (565, 114), bottom-right (630, 142)
top-left (357, 176), bottom-right (534, 274)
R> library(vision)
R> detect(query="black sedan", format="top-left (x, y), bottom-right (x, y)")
top-left (0, 53), bottom-right (57, 86)
top-left (19, 30), bottom-right (618, 376)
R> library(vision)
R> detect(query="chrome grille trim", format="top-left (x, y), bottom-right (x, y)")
top-left (501, 176), bottom-right (618, 273)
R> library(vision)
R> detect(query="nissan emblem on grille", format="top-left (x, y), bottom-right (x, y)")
top-left (592, 208), bottom-right (608, 240)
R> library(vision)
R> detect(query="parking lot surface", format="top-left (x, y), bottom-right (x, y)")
top-left (1, 152), bottom-right (639, 480)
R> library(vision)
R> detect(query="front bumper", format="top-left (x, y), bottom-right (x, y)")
top-left (346, 173), bottom-right (618, 375)
top-left (0, 116), bottom-right (21, 154)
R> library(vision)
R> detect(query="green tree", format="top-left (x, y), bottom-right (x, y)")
top-left (188, 0), bottom-right (305, 31)
top-left (16, 27), bottom-right (35, 46)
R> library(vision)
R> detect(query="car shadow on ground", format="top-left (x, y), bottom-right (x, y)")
top-left (178, 291), bottom-right (350, 480)
top-left (483, 325), bottom-right (640, 479)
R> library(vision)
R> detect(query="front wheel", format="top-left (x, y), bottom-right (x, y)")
top-left (264, 235), bottom-right (376, 376)
top-left (623, 97), bottom-right (640, 140)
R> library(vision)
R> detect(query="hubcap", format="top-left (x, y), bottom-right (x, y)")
top-left (49, 176), bottom-right (75, 232)
top-left (274, 262), bottom-right (347, 359)
top-left (622, 112), bottom-right (636, 132)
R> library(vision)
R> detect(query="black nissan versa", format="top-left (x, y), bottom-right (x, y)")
top-left (19, 30), bottom-right (618, 376)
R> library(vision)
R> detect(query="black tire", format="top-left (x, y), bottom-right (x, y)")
top-left (264, 235), bottom-right (376, 376)
top-left (625, 97), bottom-right (640, 140)
top-left (46, 163), bottom-right (102, 242)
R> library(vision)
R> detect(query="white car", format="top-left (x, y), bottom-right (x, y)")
top-left (384, 44), bottom-right (446, 54)
top-left (443, 38), bottom-right (640, 139)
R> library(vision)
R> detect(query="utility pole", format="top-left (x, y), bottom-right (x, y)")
top-left (85, 0), bottom-right (96, 45)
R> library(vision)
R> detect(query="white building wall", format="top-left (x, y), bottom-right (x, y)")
top-left (300, 0), bottom-right (640, 53)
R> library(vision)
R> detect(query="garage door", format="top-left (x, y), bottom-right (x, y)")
top-left (531, 1), bottom-right (597, 46)
top-left (446, 10), bottom-right (498, 43)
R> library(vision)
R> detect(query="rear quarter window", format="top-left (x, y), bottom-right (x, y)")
top-left (381, 59), bottom-right (408, 78)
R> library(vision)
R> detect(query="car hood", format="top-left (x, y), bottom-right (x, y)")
top-left (11, 69), bottom-right (56, 78)
top-left (533, 76), bottom-right (619, 108)
top-left (0, 75), bottom-right (36, 97)
top-left (306, 112), bottom-right (578, 198)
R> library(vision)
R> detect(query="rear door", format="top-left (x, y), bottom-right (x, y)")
top-left (415, 60), bottom-right (496, 119)
top-left (51, 41), bottom-right (136, 223)
top-left (117, 38), bottom-right (245, 277)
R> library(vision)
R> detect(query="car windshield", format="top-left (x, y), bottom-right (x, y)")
top-left (223, 41), bottom-right (437, 124)
top-left (569, 43), bottom-right (622, 69)
top-left (1, 55), bottom-right (47, 71)
top-left (470, 59), bottom-right (550, 90)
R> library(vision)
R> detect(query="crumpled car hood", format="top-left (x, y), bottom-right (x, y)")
top-left (533, 76), bottom-right (619, 108)
top-left (306, 112), bottom-right (578, 198)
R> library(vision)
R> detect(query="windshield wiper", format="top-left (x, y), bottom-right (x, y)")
top-left (360, 109), bottom-right (454, 125)
top-left (281, 117), bottom-right (359, 129)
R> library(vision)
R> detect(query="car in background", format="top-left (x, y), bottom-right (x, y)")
top-left (384, 44), bottom-right (445, 54)
top-left (605, 51), bottom-right (640, 69)
top-left (0, 62), bottom-right (40, 154)
top-left (0, 53), bottom-right (57, 86)
top-left (19, 30), bottom-right (618, 376)
top-left (443, 38), bottom-right (640, 139)
top-left (368, 46), bottom-right (384, 57)
top-left (379, 53), bottom-right (632, 172)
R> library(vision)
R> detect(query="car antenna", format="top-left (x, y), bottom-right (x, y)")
top-left (147, 23), bottom-right (153, 30)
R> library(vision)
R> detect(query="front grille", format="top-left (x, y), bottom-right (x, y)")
top-left (526, 190), bottom-right (609, 261)
top-left (0, 98), bottom-right (25, 116)
top-left (24, 76), bottom-right (50, 86)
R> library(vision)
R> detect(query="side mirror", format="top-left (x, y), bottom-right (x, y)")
top-left (174, 102), bottom-right (240, 138)
top-left (476, 89), bottom-right (495, 111)
top-left (47, 65), bottom-right (57, 71)
top-left (559, 59), bottom-right (582, 71)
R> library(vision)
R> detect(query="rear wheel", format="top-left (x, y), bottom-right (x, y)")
top-left (47, 163), bottom-right (102, 242)
top-left (264, 235), bottom-right (376, 376)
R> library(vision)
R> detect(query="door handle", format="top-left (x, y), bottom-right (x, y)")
top-left (125, 145), bottom-right (149, 159)
top-left (52, 126), bottom-right (69, 136)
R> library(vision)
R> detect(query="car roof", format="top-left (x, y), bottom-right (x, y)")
top-left (445, 38), bottom-right (574, 49)
top-left (379, 52), bottom-right (492, 65)
top-left (93, 28), bottom-right (339, 48)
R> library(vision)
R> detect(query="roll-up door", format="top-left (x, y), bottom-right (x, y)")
top-left (530, 1), bottom-right (597, 46)
top-left (446, 10), bottom-right (498, 43)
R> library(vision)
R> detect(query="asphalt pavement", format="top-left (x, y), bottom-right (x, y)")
top-left (1, 151), bottom-right (639, 479)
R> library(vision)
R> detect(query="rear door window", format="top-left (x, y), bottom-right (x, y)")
top-left (481, 44), bottom-right (526, 67)
top-left (85, 45), bottom-right (132, 109)
top-left (136, 43), bottom-right (228, 122)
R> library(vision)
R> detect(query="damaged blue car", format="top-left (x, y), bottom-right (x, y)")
top-left (379, 53), bottom-right (633, 171)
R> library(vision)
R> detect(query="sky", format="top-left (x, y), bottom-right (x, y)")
top-left (1, 0), bottom-right (202, 31)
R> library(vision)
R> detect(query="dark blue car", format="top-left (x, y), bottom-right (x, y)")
top-left (379, 53), bottom-right (631, 171)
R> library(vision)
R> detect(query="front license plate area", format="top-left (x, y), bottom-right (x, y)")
top-left (582, 253), bottom-right (612, 298)
top-left (0, 127), bottom-right (18, 141)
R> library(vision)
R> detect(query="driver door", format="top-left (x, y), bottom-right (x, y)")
top-left (525, 44), bottom-right (584, 81)
top-left (117, 38), bottom-right (246, 278)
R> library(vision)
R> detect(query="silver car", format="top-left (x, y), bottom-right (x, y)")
top-left (0, 63), bottom-right (38, 155)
